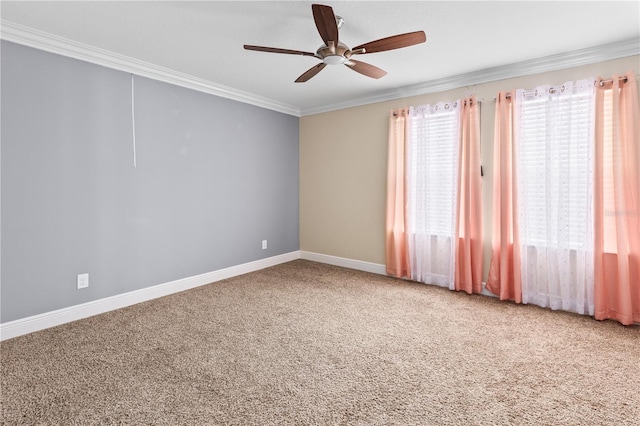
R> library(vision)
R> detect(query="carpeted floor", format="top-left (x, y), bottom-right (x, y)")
top-left (1, 260), bottom-right (638, 425)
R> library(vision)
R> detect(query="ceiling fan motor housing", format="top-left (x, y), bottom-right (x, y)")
top-left (317, 42), bottom-right (350, 65)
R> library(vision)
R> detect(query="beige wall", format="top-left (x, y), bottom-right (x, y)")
top-left (300, 55), bottom-right (640, 280)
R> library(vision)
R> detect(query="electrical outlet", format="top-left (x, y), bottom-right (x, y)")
top-left (262, 240), bottom-right (268, 250)
top-left (77, 273), bottom-right (89, 289)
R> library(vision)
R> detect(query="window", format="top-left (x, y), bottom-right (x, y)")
top-left (406, 101), bottom-right (460, 287)
top-left (514, 80), bottom-right (595, 314)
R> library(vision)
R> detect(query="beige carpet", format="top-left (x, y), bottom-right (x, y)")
top-left (1, 260), bottom-right (638, 425)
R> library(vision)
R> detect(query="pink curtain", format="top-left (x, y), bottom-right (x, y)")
top-left (486, 91), bottom-right (522, 302)
top-left (386, 108), bottom-right (410, 278)
top-left (455, 97), bottom-right (483, 293)
top-left (594, 72), bottom-right (640, 325)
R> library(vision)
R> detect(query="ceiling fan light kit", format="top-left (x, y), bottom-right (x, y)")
top-left (244, 4), bottom-right (426, 83)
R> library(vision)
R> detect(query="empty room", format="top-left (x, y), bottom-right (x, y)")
top-left (1, 1), bottom-right (639, 424)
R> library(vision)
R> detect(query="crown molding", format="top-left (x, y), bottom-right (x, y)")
top-left (299, 38), bottom-right (640, 116)
top-left (0, 20), bottom-right (301, 117)
top-left (2, 20), bottom-right (637, 118)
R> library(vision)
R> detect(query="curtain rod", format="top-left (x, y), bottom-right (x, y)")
top-left (597, 75), bottom-right (629, 86)
top-left (501, 76), bottom-right (630, 99)
top-left (392, 98), bottom-right (479, 117)
top-left (391, 75), bottom-right (633, 111)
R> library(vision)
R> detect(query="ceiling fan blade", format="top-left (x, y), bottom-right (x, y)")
top-left (244, 45), bottom-right (316, 57)
top-left (312, 4), bottom-right (339, 46)
top-left (352, 31), bottom-right (426, 54)
top-left (295, 63), bottom-right (327, 83)
top-left (345, 60), bottom-right (387, 79)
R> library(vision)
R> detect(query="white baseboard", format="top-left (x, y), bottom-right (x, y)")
top-left (481, 282), bottom-right (497, 298)
top-left (4, 251), bottom-right (490, 341)
top-left (0, 251), bottom-right (300, 341)
top-left (301, 251), bottom-right (497, 298)
top-left (300, 251), bottom-right (387, 275)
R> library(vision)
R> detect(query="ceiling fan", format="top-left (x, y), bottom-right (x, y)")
top-left (244, 4), bottom-right (426, 83)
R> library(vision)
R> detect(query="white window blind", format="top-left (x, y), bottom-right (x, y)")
top-left (516, 81), bottom-right (595, 250)
top-left (600, 88), bottom-right (618, 254)
top-left (407, 102), bottom-right (459, 237)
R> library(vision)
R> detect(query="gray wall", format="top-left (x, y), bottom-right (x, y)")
top-left (1, 41), bottom-right (299, 323)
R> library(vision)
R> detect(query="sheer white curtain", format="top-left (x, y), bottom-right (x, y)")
top-left (515, 80), bottom-right (595, 315)
top-left (406, 102), bottom-right (460, 288)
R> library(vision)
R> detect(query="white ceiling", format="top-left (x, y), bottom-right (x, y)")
top-left (1, 1), bottom-right (639, 116)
